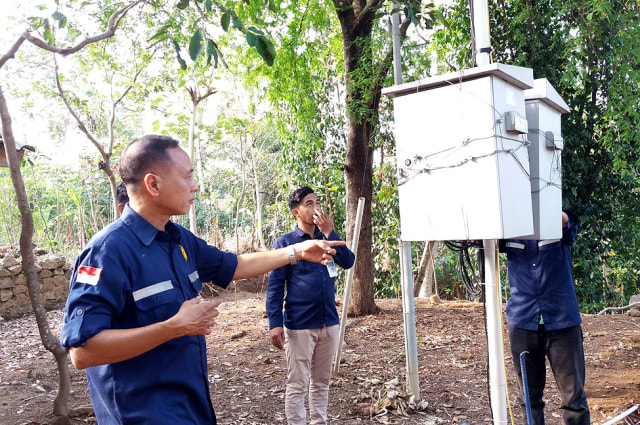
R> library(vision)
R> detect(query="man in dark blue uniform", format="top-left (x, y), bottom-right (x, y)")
top-left (500, 210), bottom-right (590, 425)
top-left (61, 135), bottom-right (344, 425)
top-left (266, 187), bottom-right (354, 425)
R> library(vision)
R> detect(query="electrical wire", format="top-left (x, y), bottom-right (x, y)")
top-left (444, 240), bottom-right (483, 298)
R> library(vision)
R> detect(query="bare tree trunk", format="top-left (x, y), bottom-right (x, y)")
top-left (0, 86), bottom-right (71, 422)
top-left (235, 135), bottom-right (247, 253)
top-left (186, 86), bottom-right (216, 235)
top-left (249, 133), bottom-right (266, 250)
top-left (414, 241), bottom-right (439, 298)
top-left (188, 104), bottom-right (198, 234)
top-left (334, 3), bottom-right (411, 315)
top-left (195, 119), bottom-right (206, 194)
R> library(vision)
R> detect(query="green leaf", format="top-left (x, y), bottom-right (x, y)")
top-left (246, 31), bottom-right (257, 47)
top-left (207, 39), bottom-right (219, 68)
top-left (432, 9), bottom-right (450, 29)
top-left (148, 26), bottom-right (168, 42)
top-left (189, 29), bottom-right (204, 61)
top-left (255, 35), bottom-right (276, 66)
top-left (43, 19), bottom-right (54, 44)
top-left (247, 26), bottom-right (264, 36)
top-left (51, 11), bottom-right (67, 28)
top-left (268, 0), bottom-right (277, 13)
top-left (232, 15), bottom-right (244, 29)
top-left (221, 13), bottom-right (230, 31)
top-left (171, 39), bottom-right (187, 70)
top-left (205, 0), bottom-right (212, 12)
top-left (177, 0), bottom-right (190, 9)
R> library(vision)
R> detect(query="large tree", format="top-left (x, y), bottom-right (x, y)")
top-left (228, 0), bottom-right (438, 314)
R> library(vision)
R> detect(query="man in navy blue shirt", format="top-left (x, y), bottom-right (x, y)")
top-left (61, 136), bottom-right (344, 425)
top-left (500, 210), bottom-right (590, 425)
top-left (266, 187), bottom-right (355, 425)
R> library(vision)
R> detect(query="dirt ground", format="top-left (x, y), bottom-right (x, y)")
top-left (1, 283), bottom-right (639, 425)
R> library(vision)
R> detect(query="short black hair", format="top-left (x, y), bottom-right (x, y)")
top-left (288, 187), bottom-right (315, 210)
top-left (119, 135), bottom-right (180, 191)
top-left (116, 182), bottom-right (129, 205)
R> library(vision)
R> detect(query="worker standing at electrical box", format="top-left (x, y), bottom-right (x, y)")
top-left (499, 210), bottom-right (590, 425)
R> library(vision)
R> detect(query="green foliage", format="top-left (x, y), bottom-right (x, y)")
top-left (371, 162), bottom-right (401, 297)
top-left (0, 158), bottom-right (116, 257)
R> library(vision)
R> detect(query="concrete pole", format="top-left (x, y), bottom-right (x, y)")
top-left (483, 239), bottom-right (508, 424)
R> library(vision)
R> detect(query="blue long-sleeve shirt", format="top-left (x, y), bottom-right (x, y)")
top-left (61, 205), bottom-right (237, 424)
top-left (266, 226), bottom-right (355, 330)
top-left (499, 211), bottom-right (581, 331)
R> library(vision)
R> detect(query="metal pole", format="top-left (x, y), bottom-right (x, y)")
top-left (392, 3), bottom-right (420, 399)
top-left (333, 197), bottom-right (365, 373)
top-left (484, 239), bottom-right (507, 424)
top-left (391, 3), bottom-right (403, 85)
top-left (471, 0), bottom-right (491, 66)
top-left (601, 404), bottom-right (639, 425)
top-left (399, 240), bottom-right (420, 399)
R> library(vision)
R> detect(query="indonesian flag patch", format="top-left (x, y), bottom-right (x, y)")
top-left (77, 266), bottom-right (102, 286)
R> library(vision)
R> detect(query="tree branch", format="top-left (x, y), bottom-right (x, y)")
top-left (353, 0), bottom-right (386, 33)
top-left (372, 17), bottom-right (410, 97)
top-left (597, 302), bottom-right (640, 315)
top-left (0, 36), bottom-right (27, 69)
top-left (1, 0), bottom-right (146, 70)
top-left (53, 56), bottom-right (108, 159)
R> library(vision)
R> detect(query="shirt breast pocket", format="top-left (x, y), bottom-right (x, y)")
top-left (504, 241), bottom-right (526, 256)
top-left (134, 280), bottom-right (180, 326)
top-left (188, 270), bottom-right (202, 294)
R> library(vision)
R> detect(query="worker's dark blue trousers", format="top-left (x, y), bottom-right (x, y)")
top-left (509, 325), bottom-right (590, 425)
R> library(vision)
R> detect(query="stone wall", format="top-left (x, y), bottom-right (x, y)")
top-left (0, 247), bottom-right (72, 319)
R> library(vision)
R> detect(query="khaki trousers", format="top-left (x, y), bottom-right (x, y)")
top-left (284, 325), bottom-right (340, 425)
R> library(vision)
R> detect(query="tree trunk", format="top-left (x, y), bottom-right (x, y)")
top-left (0, 86), bottom-right (71, 422)
top-left (188, 101), bottom-right (198, 234)
top-left (335, 6), bottom-right (379, 315)
top-left (414, 241), bottom-right (438, 298)
top-left (235, 135), bottom-right (247, 253)
top-left (249, 135), bottom-right (266, 250)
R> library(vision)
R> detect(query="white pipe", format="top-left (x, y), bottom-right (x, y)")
top-left (400, 240), bottom-right (420, 399)
top-left (471, 0), bottom-right (491, 66)
top-left (333, 197), bottom-right (365, 373)
top-left (391, 3), bottom-right (403, 85)
top-left (484, 239), bottom-right (507, 424)
top-left (600, 404), bottom-right (639, 425)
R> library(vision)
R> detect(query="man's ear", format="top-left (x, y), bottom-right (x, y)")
top-left (291, 208), bottom-right (299, 218)
top-left (143, 173), bottom-right (161, 197)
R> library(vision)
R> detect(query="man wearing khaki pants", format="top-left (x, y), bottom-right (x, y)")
top-left (267, 187), bottom-right (355, 424)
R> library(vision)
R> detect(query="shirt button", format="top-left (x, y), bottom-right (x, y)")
top-left (76, 309), bottom-right (84, 316)
top-left (532, 264), bottom-right (536, 267)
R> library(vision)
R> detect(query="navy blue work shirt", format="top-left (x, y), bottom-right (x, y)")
top-left (61, 205), bottom-right (237, 425)
top-left (499, 211), bottom-right (581, 331)
top-left (266, 226), bottom-right (355, 330)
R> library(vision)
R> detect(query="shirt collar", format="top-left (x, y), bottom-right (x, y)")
top-left (293, 225), bottom-right (321, 240)
top-left (121, 204), bottom-right (181, 246)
